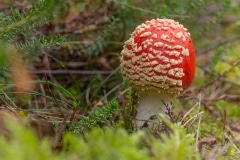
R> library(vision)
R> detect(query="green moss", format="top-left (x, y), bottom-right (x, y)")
top-left (0, 119), bottom-right (57, 160)
top-left (197, 120), bottom-right (223, 139)
top-left (215, 100), bottom-right (240, 120)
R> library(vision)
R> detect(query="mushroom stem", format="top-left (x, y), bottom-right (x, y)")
top-left (135, 93), bottom-right (173, 129)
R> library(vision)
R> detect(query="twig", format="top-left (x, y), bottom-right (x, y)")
top-left (205, 143), bottom-right (230, 160)
top-left (196, 34), bottom-right (240, 56)
top-left (31, 70), bottom-right (114, 75)
top-left (195, 59), bottom-right (240, 93)
top-left (218, 77), bottom-right (240, 88)
top-left (39, 83), bottom-right (47, 109)
top-left (196, 92), bottom-right (202, 151)
top-left (182, 111), bottom-right (204, 127)
top-left (181, 102), bottom-right (198, 124)
top-left (225, 134), bottom-right (240, 154)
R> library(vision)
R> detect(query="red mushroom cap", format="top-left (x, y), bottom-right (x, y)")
top-left (120, 19), bottom-right (195, 95)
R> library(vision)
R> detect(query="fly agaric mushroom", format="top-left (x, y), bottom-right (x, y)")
top-left (120, 19), bottom-right (195, 129)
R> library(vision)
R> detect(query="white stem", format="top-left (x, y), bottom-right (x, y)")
top-left (135, 93), bottom-right (173, 129)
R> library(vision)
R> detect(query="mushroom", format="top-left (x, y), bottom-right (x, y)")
top-left (120, 19), bottom-right (195, 129)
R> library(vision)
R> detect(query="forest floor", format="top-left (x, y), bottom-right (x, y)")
top-left (1, 0), bottom-right (240, 159)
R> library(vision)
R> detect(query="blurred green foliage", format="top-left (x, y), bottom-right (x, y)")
top-left (0, 118), bottom-right (57, 160)
top-left (0, 115), bottom-right (200, 160)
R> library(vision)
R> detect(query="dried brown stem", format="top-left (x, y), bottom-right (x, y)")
top-left (31, 70), bottom-right (113, 75)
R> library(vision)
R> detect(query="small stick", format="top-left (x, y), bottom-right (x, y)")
top-left (195, 92), bottom-right (202, 151)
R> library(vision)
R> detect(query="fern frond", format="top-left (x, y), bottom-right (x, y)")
top-left (16, 35), bottom-right (64, 57)
top-left (0, 0), bottom-right (60, 43)
top-left (70, 101), bottom-right (119, 134)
